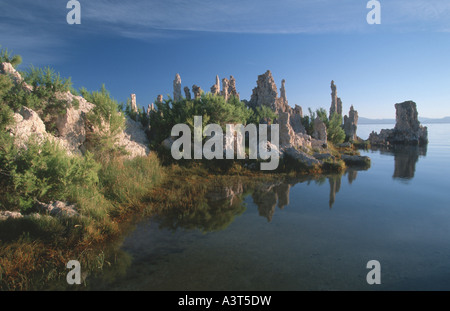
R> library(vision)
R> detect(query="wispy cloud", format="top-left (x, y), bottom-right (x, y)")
top-left (1, 0), bottom-right (450, 59)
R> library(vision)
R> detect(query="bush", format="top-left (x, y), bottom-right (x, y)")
top-left (0, 46), bottom-right (22, 68)
top-left (80, 85), bottom-right (125, 136)
top-left (327, 112), bottom-right (345, 145)
top-left (247, 105), bottom-right (277, 125)
top-left (150, 93), bottom-right (252, 146)
top-left (302, 108), bottom-right (345, 145)
top-left (0, 137), bottom-right (100, 213)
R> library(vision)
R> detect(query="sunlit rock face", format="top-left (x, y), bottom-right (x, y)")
top-left (343, 105), bottom-right (358, 141)
top-left (173, 73), bottom-right (182, 102)
top-left (369, 101), bottom-right (428, 146)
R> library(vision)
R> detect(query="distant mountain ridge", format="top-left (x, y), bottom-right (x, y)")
top-left (359, 116), bottom-right (450, 125)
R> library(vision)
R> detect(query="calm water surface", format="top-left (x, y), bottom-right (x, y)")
top-left (86, 123), bottom-right (450, 291)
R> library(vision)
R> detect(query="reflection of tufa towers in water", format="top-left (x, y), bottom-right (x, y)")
top-left (250, 170), bottom-right (366, 221)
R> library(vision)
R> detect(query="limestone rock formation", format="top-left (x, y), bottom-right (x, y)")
top-left (330, 80), bottom-right (338, 117)
top-left (115, 117), bottom-right (151, 159)
top-left (0, 211), bottom-right (24, 221)
top-left (290, 105), bottom-right (306, 134)
top-left (192, 85), bottom-right (203, 99)
top-left (278, 112), bottom-right (311, 150)
top-left (184, 87), bottom-right (191, 100)
top-left (9, 106), bottom-right (49, 149)
top-left (228, 76), bottom-right (239, 100)
top-left (131, 94), bottom-right (138, 113)
top-left (54, 91), bottom-right (95, 155)
top-left (343, 105), bottom-right (358, 141)
top-left (211, 75), bottom-right (221, 95)
top-left (312, 118), bottom-right (327, 142)
top-left (284, 147), bottom-right (320, 167)
top-left (37, 201), bottom-right (79, 218)
top-left (329, 80), bottom-right (343, 118)
top-left (337, 98), bottom-right (343, 116)
top-left (248, 70), bottom-right (290, 113)
top-left (221, 78), bottom-right (229, 101)
top-left (1, 62), bottom-right (33, 92)
top-left (369, 101), bottom-right (428, 146)
top-left (280, 79), bottom-right (287, 103)
top-left (294, 105), bottom-right (303, 118)
top-left (248, 70), bottom-right (278, 110)
top-left (157, 94), bottom-right (163, 103)
top-left (173, 74), bottom-right (182, 102)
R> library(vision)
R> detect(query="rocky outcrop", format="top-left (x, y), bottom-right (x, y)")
top-left (343, 105), bottom-right (358, 141)
top-left (248, 70), bottom-right (290, 113)
top-left (221, 78), bottom-right (229, 101)
top-left (329, 81), bottom-right (342, 118)
top-left (184, 87), bottom-right (191, 100)
top-left (284, 147), bottom-right (320, 167)
top-left (369, 101), bottom-right (428, 146)
top-left (9, 106), bottom-right (49, 149)
top-left (279, 112), bottom-right (311, 150)
top-left (173, 74), bottom-right (182, 102)
top-left (312, 118), bottom-right (327, 142)
top-left (130, 94), bottom-right (138, 113)
top-left (54, 91), bottom-right (95, 155)
top-left (157, 94), bottom-right (163, 103)
top-left (248, 70), bottom-right (278, 111)
top-left (192, 85), bottom-right (203, 99)
top-left (228, 76), bottom-right (239, 100)
top-left (211, 75), bottom-right (221, 95)
top-left (0, 211), bottom-right (24, 221)
top-left (1, 62), bottom-right (33, 92)
top-left (115, 117), bottom-right (150, 158)
top-left (37, 201), bottom-right (79, 218)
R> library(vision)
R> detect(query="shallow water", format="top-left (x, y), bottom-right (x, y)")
top-left (85, 123), bottom-right (450, 291)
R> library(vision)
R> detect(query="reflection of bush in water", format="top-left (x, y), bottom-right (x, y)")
top-left (155, 195), bottom-right (246, 233)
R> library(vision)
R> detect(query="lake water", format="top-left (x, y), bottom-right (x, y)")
top-left (85, 123), bottom-right (450, 291)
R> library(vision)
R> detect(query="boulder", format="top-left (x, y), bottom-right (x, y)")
top-left (37, 201), bottom-right (79, 218)
top-left (284, 147), bottom-right (320, 167)
top-left (369, 101), bottom-right (428, 146)
top-left (115, 117), bottom-right (151, 158)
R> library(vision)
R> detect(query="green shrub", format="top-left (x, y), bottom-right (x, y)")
top-left (0, 137), bottom-right (100, 213)
top-left (150, 93), bottom-right (252, 146)
top-left (327, 112), bottom-right (345, 145)
top-left (80, 85), bottom-right (125, 136)
top-left (0, 46), bottom-right (22, 68)
top-left (247, 105), bottom-right (277, 125)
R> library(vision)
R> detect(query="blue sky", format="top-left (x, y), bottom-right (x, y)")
top-left (1, 0), bottom-right (450, 118)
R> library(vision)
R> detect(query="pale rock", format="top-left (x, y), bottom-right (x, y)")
top-left (228, 76), bottom-right (239, 100)
top-left (211, 75), bottom-right (221, 95)
top-left (0, 62), bottom-right (33, 92)
top-left (37, 201), bottom-right (79, 218)
top-left (173, 74), bottom-right (182, 102)
top-left (192, 85), bottom-right (203, 99)
top-left (312, 118), bottom-right (327, 142)
top-left (221, 78), bottom-right (229, 101)
top-left (0, 211), bottom-right (24, 221)
top-left (343, 105), bottom-right (358, 141)
top-left (131, 94), bottom-right (138, 113)
top-left (115, 117), bottom-right (151, 158)
top-left (184, 87), bottom-right (191, 100)
top-left (369, 101), bottom-right (428, 146)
